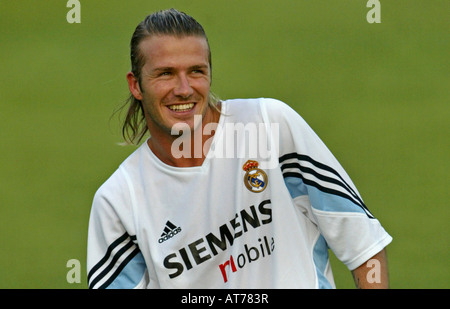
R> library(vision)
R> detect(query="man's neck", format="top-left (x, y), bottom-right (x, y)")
top-left (147, 106), bottom-right (221, 167)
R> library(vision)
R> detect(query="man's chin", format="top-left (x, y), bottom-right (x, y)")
top-left (170, 120), bottom-right (196, 136)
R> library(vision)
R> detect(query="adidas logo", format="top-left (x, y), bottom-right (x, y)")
top-left (158, 221), bottom-right (182, 244)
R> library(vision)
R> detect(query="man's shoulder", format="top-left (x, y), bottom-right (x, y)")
top-left (224, 97), bottom-right (287, 108)
top-left (94, 143), bottom-right (147, 198)
top-left (223, 97), bottom-right (295, 121)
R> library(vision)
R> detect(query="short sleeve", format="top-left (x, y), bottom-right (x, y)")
top-left (87, 171), bottom-right (149, 288)
top-left (264, 98), bottom-right (392, 270)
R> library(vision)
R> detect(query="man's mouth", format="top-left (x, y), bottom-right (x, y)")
top-left (167, 103), bottom-right (195, 112)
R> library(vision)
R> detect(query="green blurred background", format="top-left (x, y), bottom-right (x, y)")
top-left (0, 0), bottom-right (448, 288)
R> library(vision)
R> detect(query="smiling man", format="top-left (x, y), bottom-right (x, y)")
top-left (125, 14), bottom-right (220, 167)
top-left (87, 9), bottom-right (392, 289)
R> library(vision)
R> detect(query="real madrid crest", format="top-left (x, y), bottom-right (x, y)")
top-left (243, 160), bottom-right (268, 193)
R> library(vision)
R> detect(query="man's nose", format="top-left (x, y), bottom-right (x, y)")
top-left (173, 74), bottom-right (194, 98)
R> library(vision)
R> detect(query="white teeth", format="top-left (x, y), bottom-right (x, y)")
top-left (168, 103), bottom-right (194, 111)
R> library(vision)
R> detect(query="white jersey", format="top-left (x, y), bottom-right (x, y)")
top-left (87, 98), bottom-right (392, 289)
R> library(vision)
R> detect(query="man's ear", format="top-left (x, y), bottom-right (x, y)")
top-left (126, 72), bottom-right (143, 101)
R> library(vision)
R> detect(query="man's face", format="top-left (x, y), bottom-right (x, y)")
top-left (129, 35), bottom-right (212, 137)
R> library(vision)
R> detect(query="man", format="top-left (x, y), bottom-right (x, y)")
top-left (87, 8), bottom-right (392, 289)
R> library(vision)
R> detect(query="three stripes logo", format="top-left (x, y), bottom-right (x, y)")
top-left (279, 152), bottom-right (374, 218)
top-left (158, 221), bottom-right (182, 244)
top-left (88, 232), bottom-right (140, 289)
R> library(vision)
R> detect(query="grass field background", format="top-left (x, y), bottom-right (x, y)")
top-left (0, 0), bottom-right (448, 288)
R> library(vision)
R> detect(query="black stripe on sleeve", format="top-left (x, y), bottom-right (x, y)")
top-left (88, 232), bottom-right (140, 289)
top-left (87, 232), bottom-right (129, 283)
top-left (97, 247), bottom-right (141, 289)
top-left (89, 239), bottom-right (136, 289)
top-left (280, 153), bottom-right (361, 200)
top-left (279, 153), bottom-right (374, 218)
top-left (281, 161), bottom-right (365, 208)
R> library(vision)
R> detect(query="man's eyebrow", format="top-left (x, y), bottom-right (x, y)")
top-left (190, 64), bottom-right (209, 70)
top-left (151, 67), bottom-right (174, 73)
top-left (149, 64), bottom-right (209, 75)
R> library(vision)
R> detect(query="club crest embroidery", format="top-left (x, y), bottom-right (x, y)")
top-left (243, 160), bottom-right (268, 193)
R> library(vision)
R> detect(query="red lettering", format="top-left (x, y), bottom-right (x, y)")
top-left (219, 255), bottom-right (237, 283)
